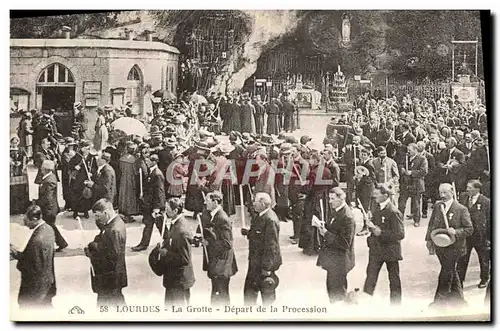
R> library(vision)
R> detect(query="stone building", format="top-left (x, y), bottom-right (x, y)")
top-left (10, 31), bottom-right (179, 135)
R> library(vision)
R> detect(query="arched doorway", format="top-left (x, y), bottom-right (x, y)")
top-left (126, 65), bottom-right (143, 115)
top-left (36, 63), bottom-right (76, 135)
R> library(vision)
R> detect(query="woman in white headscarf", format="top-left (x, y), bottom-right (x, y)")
top-left (93, 107), bottom-right (108, 152)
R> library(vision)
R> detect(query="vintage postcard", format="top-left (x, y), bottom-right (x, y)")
top-left (9, 10), bottom-right (491, 322)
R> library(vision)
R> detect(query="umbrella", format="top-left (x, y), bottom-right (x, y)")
top-left (110, 117), bottom-right (148, 137)
top-left (190, 94), bottom-right (208, 105)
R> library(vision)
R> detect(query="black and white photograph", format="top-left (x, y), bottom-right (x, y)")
top-left (8, 9), bottom-right (492, 321)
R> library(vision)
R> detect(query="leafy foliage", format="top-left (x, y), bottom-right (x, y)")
top-left (10, 12), bottom-right (120, 39)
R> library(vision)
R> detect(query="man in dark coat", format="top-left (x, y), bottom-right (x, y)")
top-left (436, 137), bottom-right (466, 191)
top-left (299, 151), bottom-right (333, 255)
top-left (394, 123), bottom-right (416, 166)
top-left (199, 191), bottom-right (238, 306)
top-left (85, 199), bottom-right (127, 306)
top-left (426, 183), bottom-right (473, 308)
top-left (133, 154), bottom-right (167, 251)
top-left (86, 152), bottom-right (116, 203)
top-left (316, 187), bottom-right (356, 303)
top-left (149, 198), bottom-right (195, 306)
top-left (282, 97), bottom-right (295, 132)
top-left (363, 184), bottom-right (405, 305)
top-left (398, 143), bottom-right (428, 227)
top-left (36, 160), bottom-right (68, 252)
top-left (11, 205), bottom-right (56, 309)
top-left (241, 192), bottom-right (282, 306)
top-left (457, 180), bottom-right (490, 288)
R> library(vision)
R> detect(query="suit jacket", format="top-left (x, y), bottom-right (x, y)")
top-left (372, 157), bottom-right (399, 186)
top-left (467, 147), bottom-right (489, 181)
top-left (367, 201), bottom-right (405, 261)
top-left (143, 167), bottom-right (166, 211)
top-left (149, 216), bottom-right (195, 289)
top-left (425, 200), bottom-right (473, 256)
top-left (395, 131), bottom-right (416, 165)
top-left (88, 215), bottom-right (128, 292)
top-left (247, 209), bottom-right (282, 272)
top-left (457, 142), bottom-right (474, 158)
top-left (37, 172), bottom-right (59, 219)
top-left (436, 148), bottom-right (466, 186)
top-left (158, 147), bottom-right (174, 175)
top-left (93, 164), bottom-right (116, 202)
top-left (201, 208), bottom-right (238, 279)
top-left (17, 223), bottom-right (56, 306)
top-left (459, 193), bottom-right (490, 242)
top-left (325, 159), bottom-right (340, 188)
top-left (400, 154), bottom-right (428, 193)
top-left (317, 204), bottom-right (356, 272)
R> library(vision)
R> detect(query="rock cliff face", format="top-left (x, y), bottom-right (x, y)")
top-left (11, 10), bottom-right (484, 90)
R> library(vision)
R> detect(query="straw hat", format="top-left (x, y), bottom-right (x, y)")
top-left (430, 228), bottom-right (456, 247)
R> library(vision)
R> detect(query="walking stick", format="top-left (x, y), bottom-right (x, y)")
top-left (77, 216), bottom-right (95, 277)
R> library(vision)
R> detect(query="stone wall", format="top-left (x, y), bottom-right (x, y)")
top-left (11, 42), bottom-right (179, 141)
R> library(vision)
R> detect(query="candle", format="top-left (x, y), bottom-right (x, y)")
top-left (384, 161), bottom-right (387, 184)
top-left (406, 155), bottom-right (409, 172)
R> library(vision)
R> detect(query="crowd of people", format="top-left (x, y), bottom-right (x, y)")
top-left (10, 88), bottom-right (490, 313)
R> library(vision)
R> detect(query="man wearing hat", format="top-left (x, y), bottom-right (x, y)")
top-left (85, 152), bottom-right (116, 203)
top-left (158, 137), bottom-right (177, 187)
top-left (253, 95), bottom-right (265, 135)
top-left (133, 154), bottom-right (167, 251)
top-left (362, 184), bottom-right (404, 305)
top-left (61, 137), bottom-right (78, 210)
top-left (74, 102), bottom-right (89, 140)
top-left (17, 110), bottom-right (34, 159)
top-left (69, 140), bottom-right (98, 219)
top-left (426, 183), bottom-right (473, 308)
top-left (241, 192), bottom-right (282, 306)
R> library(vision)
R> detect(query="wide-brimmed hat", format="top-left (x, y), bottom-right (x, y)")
top-left (279, 143), bottom-right (292, 154)
top-left (259, 134), bottom-right (274, 146)
top-left (260, 273), bottom-right (279, 293)
top-left (64, 137), bottom-right (77, 145)
top-left (164, 137), bottom-right (177, 148)
top-left (430, 228), bottom-right (456, 247)
top-left (214, 142), bottom-right (235, 155)
top-left (354, 165), bottom-right (369, 177)
top-left (271, 134), bottom-right (285, 145)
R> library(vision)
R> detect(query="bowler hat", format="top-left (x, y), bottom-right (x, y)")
top-left (279, 143), bottom-right (292, 154)
top-left (260, 273), bottom-right (279, 293)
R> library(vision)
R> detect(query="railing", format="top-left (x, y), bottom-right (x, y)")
top-left (387, 82), bottom-right (452, 100)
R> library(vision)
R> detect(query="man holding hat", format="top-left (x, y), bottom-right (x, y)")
top-left (241, 192), bottom-right (282, 306)
top-left (426, 183), bottom-right (473, 308)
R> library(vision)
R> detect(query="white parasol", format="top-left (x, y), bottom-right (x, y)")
top-left (110, 117), bottom-right (148, 137)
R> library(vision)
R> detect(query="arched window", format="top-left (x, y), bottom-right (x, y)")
top-left (127, 65), bottom-right (141, 81)
top-left (37, 63), bottom-right (74, 84)
top-left (125, 65), bottom-right (143, 115)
